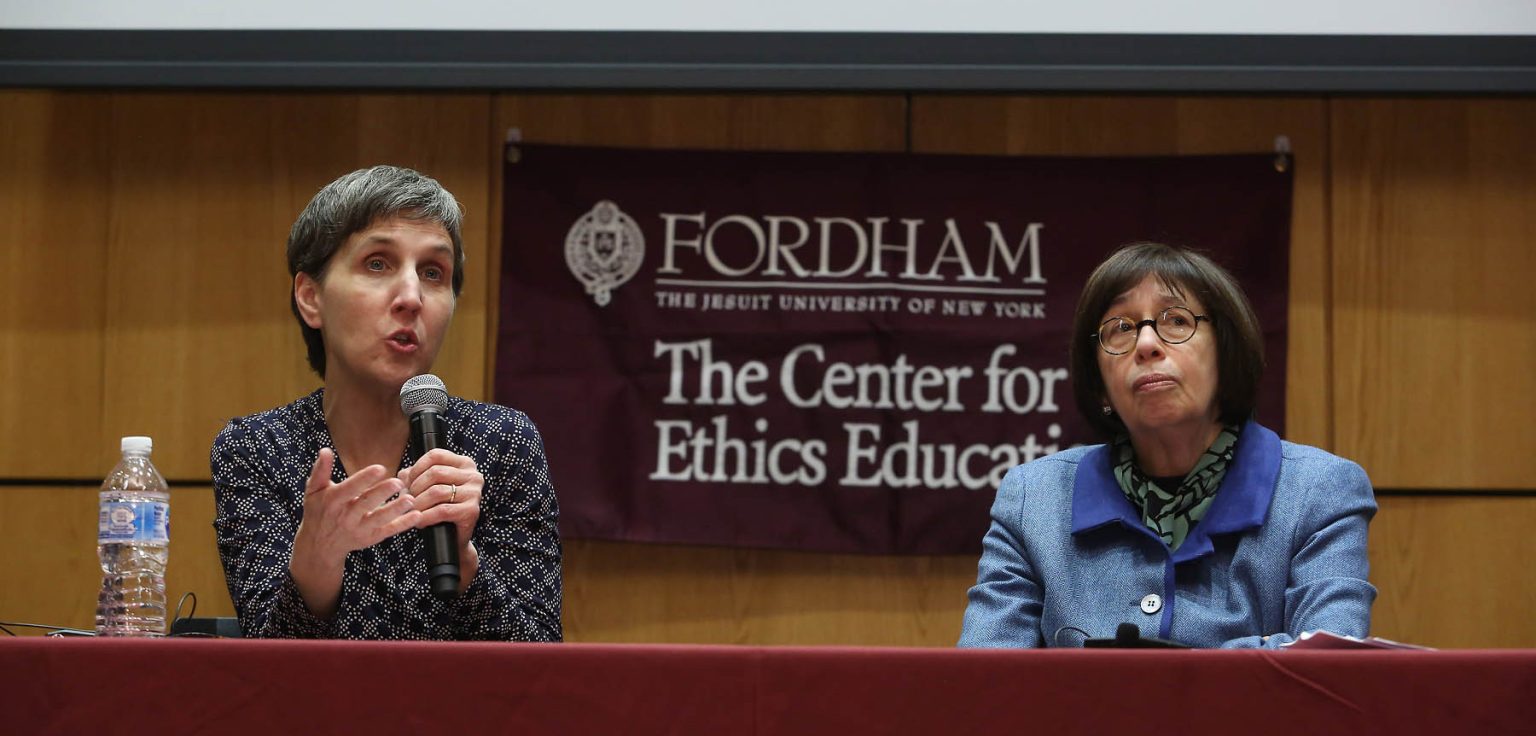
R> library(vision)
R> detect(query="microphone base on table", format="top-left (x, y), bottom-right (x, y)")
top-left (1082, 623), bottom-right (1190, 649)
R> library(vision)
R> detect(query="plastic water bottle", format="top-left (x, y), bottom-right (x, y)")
top-left (96, 436), bottom-right (170, 637)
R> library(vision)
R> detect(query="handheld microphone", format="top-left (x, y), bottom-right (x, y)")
top-left (399, 374), bottom-right (459, 600)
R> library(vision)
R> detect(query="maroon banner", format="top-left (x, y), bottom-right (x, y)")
top-left (497, 144), bottom-right (1291, 554)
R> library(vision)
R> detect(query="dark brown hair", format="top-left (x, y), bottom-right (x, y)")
top-left (1069, 242), bottom-right (1266, 438)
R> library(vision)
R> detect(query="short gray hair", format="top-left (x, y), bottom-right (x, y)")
top-left (286, 165), bottom-right (466, 377)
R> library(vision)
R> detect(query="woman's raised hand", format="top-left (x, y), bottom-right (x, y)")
top-left (295, 448), bottom-right (421, 563)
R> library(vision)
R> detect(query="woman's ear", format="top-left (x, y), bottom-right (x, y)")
top-left (294, 272), bottom-right (323, 329)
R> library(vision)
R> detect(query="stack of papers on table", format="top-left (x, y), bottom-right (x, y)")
top-left (1282, 631), bottom-right (1435, 650)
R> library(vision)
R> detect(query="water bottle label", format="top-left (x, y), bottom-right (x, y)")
top-left (98, 500), bottom-right (169, 544)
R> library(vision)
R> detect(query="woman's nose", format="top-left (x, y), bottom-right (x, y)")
top-left (1134, 322), bottom-right (1163, 358)
top-left (392, 272), bottom-right (423, 313)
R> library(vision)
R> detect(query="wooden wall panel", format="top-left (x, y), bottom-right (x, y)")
top-left (565, 540), bottom-right (974, 645)
top-left (165, 486), bottom-right (238, 622)
top-left (908, 96), bottom-right (1333, 450)
top-left (0, 91), bottom-right (110, 478)
top-left (8, 487), bottom-right (1534, 648)
top-left (1332, 99), bottom-right (1536, 489)
top-left (495, 94), bottom-right (909, 151)
top-left (98, 93), bottom-right (494, 480)
top-left (1370, 496), bottom-right (1536, 648)
top-left (490, 94), bottom-right (965, 644)
top-left (5, 91), bottom-right (1532, 649)
top-left (0, 486), bottom-right (96, 632)
top-left (0, 486), bottom-right (233, 634)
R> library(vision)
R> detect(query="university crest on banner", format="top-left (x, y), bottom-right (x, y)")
top-left (565, 200), bottom-right (644, 306)
top-left (497, 144), bottom-right (1292, 554)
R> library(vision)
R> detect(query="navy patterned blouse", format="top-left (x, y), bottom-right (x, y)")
top-left (211, 389), bottom-right (562, 640)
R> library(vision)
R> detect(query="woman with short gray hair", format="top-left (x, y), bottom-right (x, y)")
top-left (212, 165), bottom-right (562, 640)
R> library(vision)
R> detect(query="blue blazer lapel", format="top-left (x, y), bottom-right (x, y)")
top-left (1170, 420), bottom-right (1281, 564)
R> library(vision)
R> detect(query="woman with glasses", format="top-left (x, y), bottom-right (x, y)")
top-left (959, 242), bottom-right (1375, 648)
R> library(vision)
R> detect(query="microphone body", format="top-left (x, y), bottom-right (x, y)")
top-left (400, 375), bottom-right (459, 600)
top-left (1115, 622), bottom-right (1142, 646)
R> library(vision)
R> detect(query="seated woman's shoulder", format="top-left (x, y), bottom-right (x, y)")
top-left (1039, 443), bottom-right (1099, 465)
top-left (448, 396), bottom-right (528, 424)
top-left (215, 391), bottom-right (323, 448)
top-left (999, 442), bottom-right (1102, 486)
top-left (1279, 439), bottom-right (1363, 471)
top-left (1278, 439), bottom-right (1372, 492)
top-left (446, 397), bottom-right (544, 445)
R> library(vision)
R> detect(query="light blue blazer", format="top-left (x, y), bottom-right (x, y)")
top-left (958, 421), bottom-right (1376, 649)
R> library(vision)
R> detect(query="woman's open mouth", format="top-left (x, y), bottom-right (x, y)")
top-left (386, 330), bottom-right (419, 353)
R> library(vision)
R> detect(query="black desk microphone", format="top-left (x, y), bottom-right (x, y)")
top-left (1083, 623), bottom-right (1190, 649)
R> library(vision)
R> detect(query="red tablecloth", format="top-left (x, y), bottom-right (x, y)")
top-left (3, 639), bottom-right (1531, 734)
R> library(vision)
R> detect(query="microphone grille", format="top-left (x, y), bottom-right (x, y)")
top-left (399, 374), bottom-right (449, 416)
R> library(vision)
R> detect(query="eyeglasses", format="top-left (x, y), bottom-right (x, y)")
top-left (1093, 306), bottom-right (1211, 355)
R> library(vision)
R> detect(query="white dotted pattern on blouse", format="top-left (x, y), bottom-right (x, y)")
top-left (211, 389), bottom-right (562, 640)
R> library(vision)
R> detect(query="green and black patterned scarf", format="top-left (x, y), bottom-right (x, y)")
top-left (1111, 424), bottom-right (1241, 551)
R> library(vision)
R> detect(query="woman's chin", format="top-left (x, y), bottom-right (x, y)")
top-left (345, 361), bottom-right (433, 394)
top-left (1124, 409), bottom-right (1207, 435)
top-left (381, 351), bottom-right (438, 380)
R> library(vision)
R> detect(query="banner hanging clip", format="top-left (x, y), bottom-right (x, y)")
top-left (1273, 135), bottom-right (1292, 172)
top-left (506, 127), bottom-right (523, 164)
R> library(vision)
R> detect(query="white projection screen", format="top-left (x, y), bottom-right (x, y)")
top-left (2, 1), bottom-right (1535, 90)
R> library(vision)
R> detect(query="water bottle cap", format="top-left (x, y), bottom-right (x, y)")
top-left (120, 436), bottom-right (153, 454)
